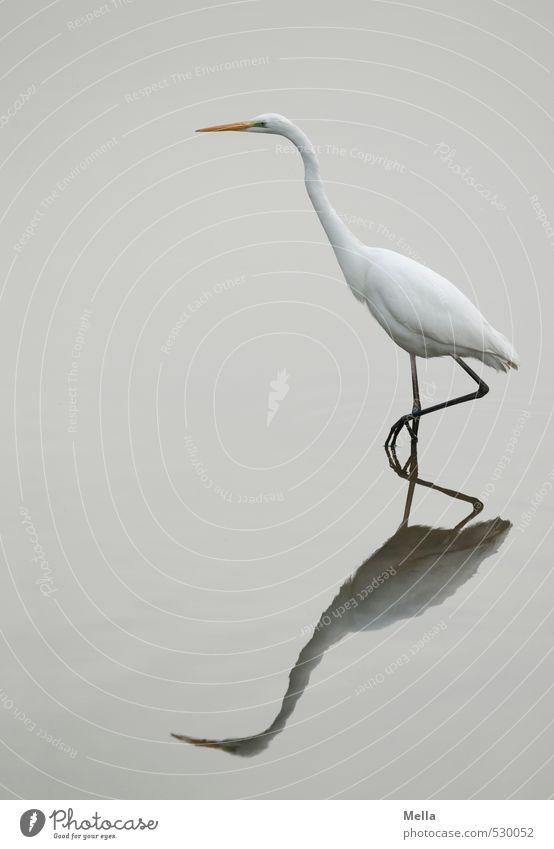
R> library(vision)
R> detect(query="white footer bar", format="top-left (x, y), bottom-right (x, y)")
top-left (1, 799), bottom-right (552, 847)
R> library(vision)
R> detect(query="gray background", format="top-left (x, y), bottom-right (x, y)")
top-left (0, 0), bottom-right (553, 799)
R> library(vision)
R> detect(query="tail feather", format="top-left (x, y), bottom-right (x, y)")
top-left (482, 328), bottom-right (519, 372)
top-left (482, 352), bottom-right (518, 372)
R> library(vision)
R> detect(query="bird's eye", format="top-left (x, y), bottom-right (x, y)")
top-left (257, 121), bottom-right (267, 127)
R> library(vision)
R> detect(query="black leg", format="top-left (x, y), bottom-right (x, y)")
top-left (385, 355), bottom-right (489, 449)
top-left (410, 354), bottom-right (421, 439)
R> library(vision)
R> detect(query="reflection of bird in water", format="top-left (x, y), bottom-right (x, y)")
top-left (172, 444), bottom-right (511, 756)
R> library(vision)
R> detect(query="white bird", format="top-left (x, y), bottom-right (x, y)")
top-left (197, 113), bottom-right (519, 447)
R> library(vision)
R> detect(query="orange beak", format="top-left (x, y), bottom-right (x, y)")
top-left (196, 120), bottom-right (253, 132)
top-left (171, 733), bottom-right (225, 749)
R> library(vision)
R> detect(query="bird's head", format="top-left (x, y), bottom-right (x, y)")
top-left (196, 112), bottom-right (295, 136)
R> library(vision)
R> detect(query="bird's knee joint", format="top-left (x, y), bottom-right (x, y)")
top-left (477, 382), bottom-right (489, 398)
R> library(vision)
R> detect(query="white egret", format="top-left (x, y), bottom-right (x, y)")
top-left (197, 114), bottom-right (519, 447)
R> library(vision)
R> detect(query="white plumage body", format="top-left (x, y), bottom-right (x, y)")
top-left (338, 245), bottom-right (518, 372)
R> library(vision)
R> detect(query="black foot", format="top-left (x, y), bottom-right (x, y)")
top-left (385, 414), bottom-right (418, 449)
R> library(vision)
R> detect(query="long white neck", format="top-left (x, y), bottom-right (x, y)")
top-left (283, 123), bottom-right (365, 276)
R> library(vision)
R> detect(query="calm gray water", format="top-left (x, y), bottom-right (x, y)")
top-left (0, 0), bottom-right (553, 800)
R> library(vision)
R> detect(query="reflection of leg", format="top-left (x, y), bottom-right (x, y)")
top-left (400, 440), bottom-right (418, 527)
top-left (386, 441), bottom-right (483, 531)
top-left (385, 355), bottom-right (490, 449)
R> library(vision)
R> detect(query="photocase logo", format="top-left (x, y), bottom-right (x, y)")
top-left (266, 369), bottom-right (290, 427)
top-left (20, 809), bottom-right (45, 837)
top-left (19, 807), bottom-right (159, 837)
